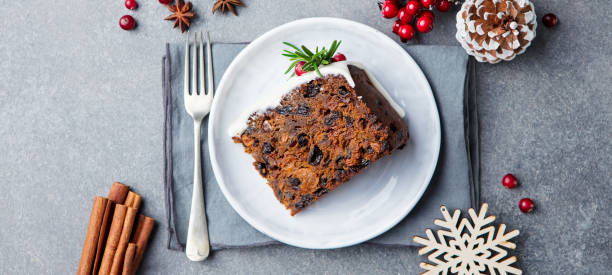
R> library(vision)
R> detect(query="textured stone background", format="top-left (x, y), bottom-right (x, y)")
top-left (1, 0), bottom-right (610, 274)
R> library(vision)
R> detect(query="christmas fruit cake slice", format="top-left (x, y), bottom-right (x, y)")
top-left (231, 41), bottom-right (408, 215)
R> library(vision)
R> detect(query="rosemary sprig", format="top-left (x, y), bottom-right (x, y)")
top-left (282, 40), bottom-right (342, 77)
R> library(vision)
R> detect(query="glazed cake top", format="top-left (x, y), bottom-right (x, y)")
top-left (228, 61), bottom-right (405, 136)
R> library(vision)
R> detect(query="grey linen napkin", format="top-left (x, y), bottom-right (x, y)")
top-left (162, 43), bottom-right (477, 250)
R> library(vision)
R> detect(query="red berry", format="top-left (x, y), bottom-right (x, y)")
top-left (381, 2), bottom-right (399, 19)
top-left (416, 15), bottom-right (434, 33)
top-left (420, 0), bottom-right (436, 9)
top-left (295, 61), bottom-right (306, 76)
top-left (119, 15), bottom-right (136, 30)
top-left (420, 10), bottom-right (435, 19)
top-left (397, 7), bottom-right (414, 24)
top-left (125, 0), bottom-right (138, 10)
top-left (519, 198), bottom-right (535, 213)
top-left (159, 0), bottom-right (172, 4)
top-left (332, 53), bottom-right (347, 62)
top-left (405, 0), bottom-right (422, 17)
top-left (542, 13), bottom-right (558, 27)
top-left (502, 173), bottom-right (518, 189)
top-left (397, 24), bottom-right (415, 41)
top-left (392, 20), bottom-right (403, 34)
top-left (436, 0), bottom-right (452, 12)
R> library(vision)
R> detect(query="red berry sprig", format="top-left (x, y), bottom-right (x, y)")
top-left (405, 0), bottom-right (421, 17)
top-left (378, 0), bottom-right (452, 42)
top-left (398, 24), bottom-right (416, 42)
top-left (381, 1), bottom-right (399, 19)
top-left (416, 11), bottom-right (434, 33)
top-left (435, 0), bottom-right (451, 12)
top-left (392, 20), bottom-right (403, 34)
top-left (420, 0), bottom-right (436, 9)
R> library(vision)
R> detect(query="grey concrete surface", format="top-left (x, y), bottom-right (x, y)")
top-left (0, 0), bottom-right (610, 274)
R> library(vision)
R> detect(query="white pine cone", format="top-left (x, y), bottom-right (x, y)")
top-left (456, 0), bottom-right (537, 63)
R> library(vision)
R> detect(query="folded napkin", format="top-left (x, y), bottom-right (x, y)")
top-left (162, 43), bottom-right (477, 250)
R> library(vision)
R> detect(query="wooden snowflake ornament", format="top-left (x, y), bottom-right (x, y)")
top-left (413, 203), bottom-right (521, 275)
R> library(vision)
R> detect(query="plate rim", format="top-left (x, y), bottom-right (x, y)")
top-left (208, 17), bottom-right (441, 249)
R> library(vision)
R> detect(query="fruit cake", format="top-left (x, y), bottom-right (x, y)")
top-left (231, 41), bottom-right (408, 215)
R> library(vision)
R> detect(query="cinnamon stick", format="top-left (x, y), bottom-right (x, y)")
top-left (124, 191), bottom-right (142, 210)
top-left (109, 207), bottom-right (138, 275)
top-left (122, 243), bottom-right (137, 275)
top-left (129, 214), bottom-right (155, 275)
top-left (92, 200), bottom-right (113, 274)
top-left (108, 182), bottom-right (130, 204)
top-left (77, 196), bottom-right (108, 275)
top-left (98, 204), bottom-right (128, 275)
top-left (93, 182), bottom-right (131, 274)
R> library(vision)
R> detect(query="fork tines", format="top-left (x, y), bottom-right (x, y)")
top-left (184, 31), bottom-right (213, 97)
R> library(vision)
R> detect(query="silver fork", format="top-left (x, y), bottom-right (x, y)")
top-left (183, 31), bottom-right (213, 261)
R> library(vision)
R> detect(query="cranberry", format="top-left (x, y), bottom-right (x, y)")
top-left (392, 19), bottom-right (403, 34)
top-left (125, 0), bottom-right (138, 10)
top-left (435, 0), bottom-right (452, 12)
top-left (119, 15), bottom-right (136, 30)
top-left (420, 10), bottom-right (435, 19)
top-left (420, 0), bottom-right (436, 9)
top-left (405, 0), bottom-right (422, 17)
top-left (502, 173), bottom-right (518, 189)
top-left (332, 53), bottom-right (346, 62)
top-left (159, 0), bottom-right (172, 4)
top-left (381, 2), bottom-right (399, 19)
top-left (397, 7), bottom-right (414, 24)
top-left (542, 13), bottom-right (558, 28)
top-left (295, 61), bottom-right (306, 76)
top-left (416, 14), bottom-right (434, 33)
top-left (398, 24), bottom-right (415, 41)
top-left (519, 198), bottom-right (535, 213)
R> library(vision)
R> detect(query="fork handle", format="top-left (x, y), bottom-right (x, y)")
top-left (186, 119), bottom-right (210, 261)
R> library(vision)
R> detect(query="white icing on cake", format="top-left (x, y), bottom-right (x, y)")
top-left (349, 62), bottom-right (406, 119)
top-left (228, 61), bottom-right (405, 136)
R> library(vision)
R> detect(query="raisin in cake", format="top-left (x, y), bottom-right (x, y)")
top-left (231, 61), bottom-right (408, 215)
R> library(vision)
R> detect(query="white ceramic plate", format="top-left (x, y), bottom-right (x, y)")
top-left (209, 17), bottom-right (440, 249)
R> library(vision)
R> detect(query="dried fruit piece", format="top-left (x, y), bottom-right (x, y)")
top-left (297, 134), bottom-right (309, 147)
top-left (295, 104), bottom-right (310, 116)
top-left (308, 146), bottom-right (323, 166)
top-left (288, 177), bottom-right (302, 188)
top-left (303, 82), bottom-right (320, 98)
top-left (262, 143), bottom-right (275, 154)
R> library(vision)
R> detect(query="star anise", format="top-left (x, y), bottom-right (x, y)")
top-left (212, 0), bottom-right (244, 16)
top-left (164, 0), bottom-right (195, 33)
